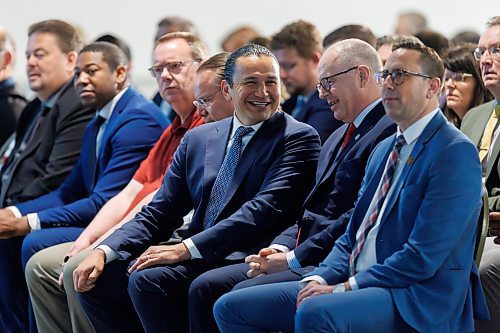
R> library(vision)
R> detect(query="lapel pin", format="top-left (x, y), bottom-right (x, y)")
top-left (406, 156), bottom-right (414, 165)
top-left (354, 134), bottom-right (360, 141)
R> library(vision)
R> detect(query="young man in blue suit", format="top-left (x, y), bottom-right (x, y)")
top-left (72, 43), bottom-right (321, 333)
top-left (188, 38), bottom-right (396, 333)
top-left (214, 37), bottom-right (489, 333)
top-left (0, 42), bottom-right (167, 332)
top-left (272, 20), bottom-right (343, 144)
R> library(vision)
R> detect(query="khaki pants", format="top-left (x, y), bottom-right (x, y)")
top-left (25, 242), bottom-right (94, 333)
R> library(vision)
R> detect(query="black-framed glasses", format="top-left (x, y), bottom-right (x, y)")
top-left (473, 44), bottom-right (500, 61)
top-left (444, 70), bottom-right (473, 83)
top-left (148, 60), bottom-right (200, 77)
top-left (316, 66), bottom-right (358, 92)
top-left (375, 69), bottom-right (433, 86)
top-left (193, 90), bottom-right (220, 110)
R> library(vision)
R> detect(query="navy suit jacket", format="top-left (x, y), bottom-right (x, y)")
top-left (103, 111), bottom-right (321, 262)
top-left (282, 91), bottom-right (342, 144)
top-left (307, 112), bottom-right (488, 332)
top-left (16, 88), bottom-right (168, 228)
top-left (273, 102), bottom-right (396, 266)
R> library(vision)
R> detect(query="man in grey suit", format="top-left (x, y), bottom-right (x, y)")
top-left (460, 16), bottom-right (500, 332)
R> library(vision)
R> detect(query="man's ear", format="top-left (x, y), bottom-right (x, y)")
top-left (427, 77), bottom-right (442, 98)
top-left (221, 79), bottom-right (232, 101)
top-left (358, 65), bottom-right (370, 88)
top-left (0, 51), bottom-right (13, 70)
top-left (115, 65), bottom-right (127, 88)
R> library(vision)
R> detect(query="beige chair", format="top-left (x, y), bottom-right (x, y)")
top-left (474, 184), bottom-right (490, 266)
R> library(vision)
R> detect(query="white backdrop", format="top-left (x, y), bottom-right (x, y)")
top-left (1, 0), bottom-right (498, 98)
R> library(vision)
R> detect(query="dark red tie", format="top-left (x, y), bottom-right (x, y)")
top-left (341, 123), bottom-right (356, 149)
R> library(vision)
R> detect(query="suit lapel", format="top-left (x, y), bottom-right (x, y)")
top-left (467, 101), bottom-right (495, 147)
top-left (379, 112), bottom-right (446, 224)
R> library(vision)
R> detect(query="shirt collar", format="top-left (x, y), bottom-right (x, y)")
top-left (97, 87), bottom-right (128, 120)
top-left (230, 113), bottom-right (264, 139)
top-left (397, 108), bottom-right (439, 145)
top-left (0, 77), bottom-right (15, 90)
top-left (352, 98), bottom-right (381, 128)
top-left (42, 79), bottom-right (72, 109)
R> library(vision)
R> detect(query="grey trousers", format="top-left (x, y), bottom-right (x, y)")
top-left (25, 242), bottom-right (94, 333)
top-left (476, 237), bottom-right (500, 332)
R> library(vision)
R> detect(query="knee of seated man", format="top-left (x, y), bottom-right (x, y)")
top-left (295, 296), bottom-right (343, 332)
top-left (127, 267), bottom-right (168, 297)
top-left (24, 251), bottom-right (43, 285)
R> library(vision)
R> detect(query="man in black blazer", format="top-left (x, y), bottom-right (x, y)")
top-left (0, 27), bottom-right (27, 148)
top-left (0, 20), bottom-right (94, 209)
top-left (73, 44), bottom-right (320, 333)
top-left (187, 39), bottom-right (396, 333)
top-left (271, 20), bottom-right (343, 144)
top-left (0, 20), bottom-right (93, 333)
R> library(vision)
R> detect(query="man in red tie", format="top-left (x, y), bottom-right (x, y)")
top-left (187, 38), bottom-right (397, 333)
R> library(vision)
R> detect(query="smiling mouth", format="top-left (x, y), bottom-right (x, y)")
top-left (328, 98), bottom-right (339, 108)
top-left (249, 101), bottom-right (271, 107)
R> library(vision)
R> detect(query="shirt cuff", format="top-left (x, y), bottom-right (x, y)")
top-left (286, 250), bottom-right (301, 269)
top-left (299, 275), bottom-right (327, 287)
top-left (349, 276), bottom-right (359, 290)
top-left (27, 213), bottom-right (41, 230)
top-left (7, 206), bottom-right (22, 218)
top-left (182, 238), bottom-right (202, 259)
top-left (95, 245), bottom-right (119, 263)
top-left (269, 244), bottom-right (290, 253)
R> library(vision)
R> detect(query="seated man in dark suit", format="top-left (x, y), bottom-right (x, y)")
top-left (272, 20), bottom-right (342, 143)
top-left (0, 41), bottom-right (167, 332)
top-left (0, 19), bottom-right (95, 333)
top-left (214, 37), bottom-right (488, 333)
top-left (0, 26), bottom-right (27, 148)
top-left (188, 38), bottom-right (397, 333)
top-left (73, 43), bottom-right (321, 333)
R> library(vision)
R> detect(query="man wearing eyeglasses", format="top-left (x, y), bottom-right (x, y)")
top-left (214, 37), bottom-right (488, 333)
top-left (461, 16), bottom-right (500, 333)
top-left (187, 39), bottom-right (396, 333)
top-left (22, 32), bottom-right (206, 333)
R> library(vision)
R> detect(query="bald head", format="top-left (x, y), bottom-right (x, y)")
top-left (0, 27), bottom-right (15, 81)
top-left (320, 38), bottom-right (382, 75)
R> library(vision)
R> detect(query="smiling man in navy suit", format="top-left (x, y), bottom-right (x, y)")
top-left (214, 37), bottom-right (489, 333)
top-left (73, 43), bottom-right (320, 333)
top-left (0, 41), bottom-right (166, 332)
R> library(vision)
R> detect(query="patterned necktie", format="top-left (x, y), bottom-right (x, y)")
top-left (203, 126), bottom-right (254, 229)
top-left (349, 134), bottom-right (406, 276)
top-left (88, 115), bottom-right (106, 188)
top-left (341, 123), bottom-right (357, 149)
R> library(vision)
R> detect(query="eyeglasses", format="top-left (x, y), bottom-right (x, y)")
top-left (473, 44), bottom-right (500, 61)
top-left (193, 90), bottom-right (220, 110)
top-left (375, 69), bottom-right (433, 86)
top-left (148, 60), bottom-right (200, 77)
top-left (444, 71), bottom-right (473, 83)
top-left (316, 66), bottom-right (358, 92)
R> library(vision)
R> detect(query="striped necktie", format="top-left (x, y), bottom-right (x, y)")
top-left (349, 134), bottom-right (406, 276)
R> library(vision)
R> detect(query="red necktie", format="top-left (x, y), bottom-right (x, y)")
top-left (341, 123), bottom-right (356, 149)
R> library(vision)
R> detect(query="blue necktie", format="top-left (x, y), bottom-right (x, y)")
top-left (203, 126), bottom-right (254, 229)
top-left (291, 95), bottom-right (304, 118)
top-left (88, 115), bottom-right (106, 188)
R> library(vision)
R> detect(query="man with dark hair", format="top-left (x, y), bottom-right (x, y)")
top-left (270, 20), bottom-right (342, 143)
top-left (0, 41), bottom-right (167, 332)
top-left (73, 43), bottom-right (321, 332)
top-left (323, 24), bottom-right (377, 48)
top-left (215, 37), bottom-right (488, 333)
top-left (0, 27), bottom-right (26, 148)
top-left (395, 11), bottom-right (427, 36)
top-left (415, 29), bottom-right (450, 58)
top-left (376, 35), bottom-right (403, 65)
top-left (461, 15), bottom-right (500, 332)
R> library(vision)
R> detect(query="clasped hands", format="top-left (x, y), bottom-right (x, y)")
top-left (245, 247), bottom-right (289, 277)
top-left (0, 208), bottom-right (30, 239)
top-left (73, 243), bottom-right (191, 292)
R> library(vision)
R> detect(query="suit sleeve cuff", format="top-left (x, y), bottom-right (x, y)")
top-left (183, 238), bottom-right (202, 259)
top-left (95, 245), bottom-right (119, 263)
top-left (7, 206), bottom-right (22, 218)
top-left (349, 276), bottom-right (359, 290)
top-left (299, 275), bottom-right (327, 287)
top-left (286, 250), bottom-right (301, 269)
top-left (269, 244), bottom-right (290, 253)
